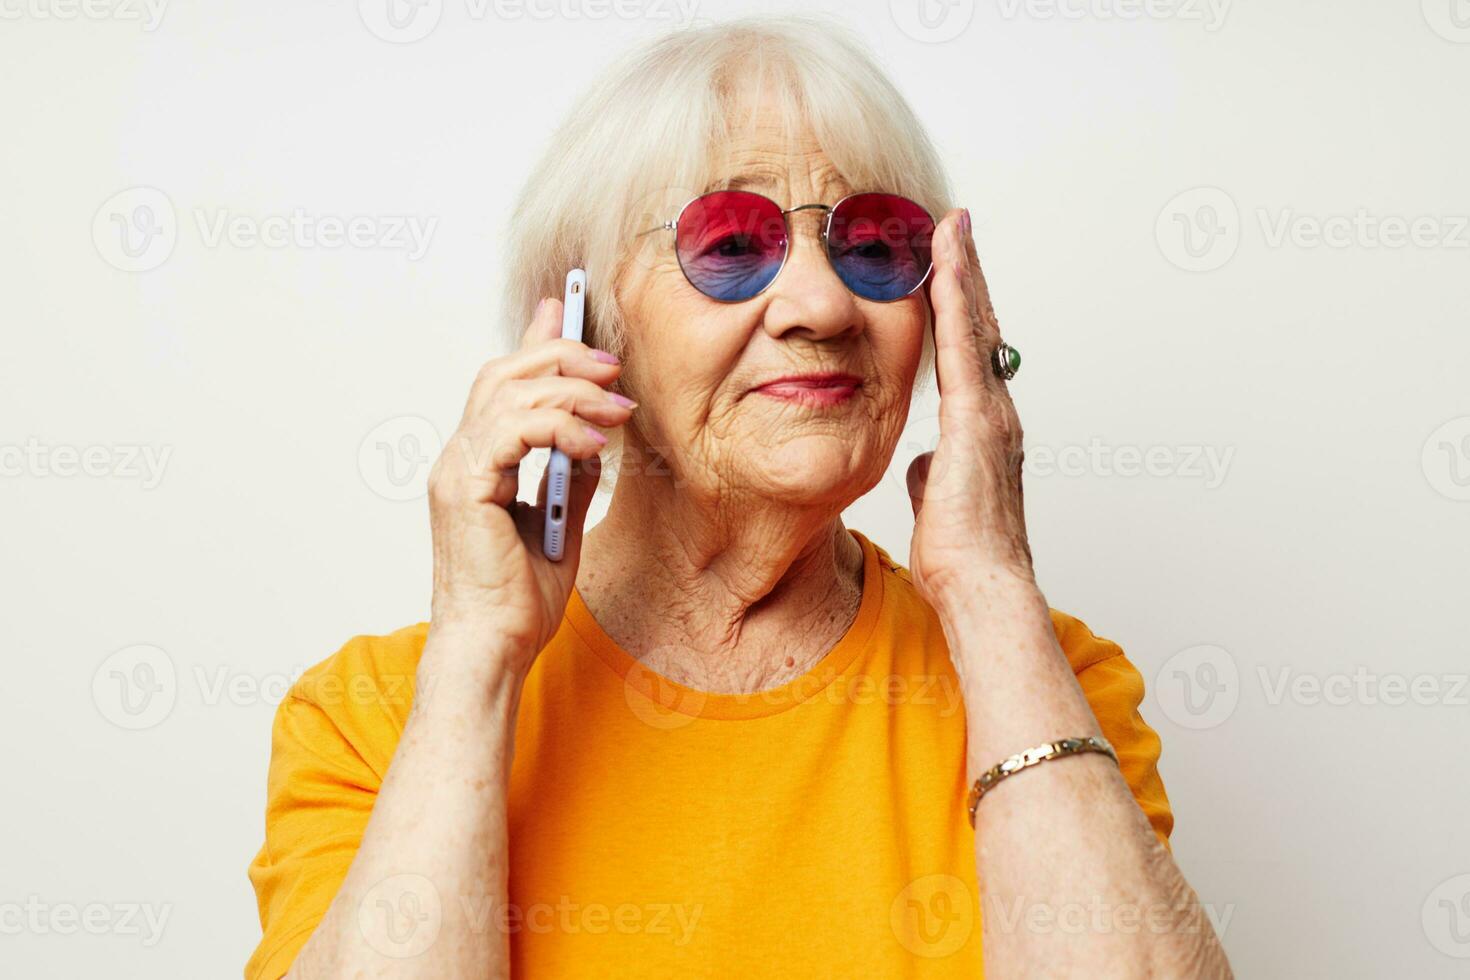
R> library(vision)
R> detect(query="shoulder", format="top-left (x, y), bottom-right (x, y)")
top-left (274, 621), bottom-right (429, 775)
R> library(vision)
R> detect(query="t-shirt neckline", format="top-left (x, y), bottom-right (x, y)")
top-left (563, 527), bottom-right (886, 721)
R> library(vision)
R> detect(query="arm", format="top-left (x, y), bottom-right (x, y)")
top-left (937, 581), bottom-right (1226, 977)
top-left (284, 632), bottom-right (526, 978)
top-left (267, 297), bottom-right (630, 979)
top-left (907, 208), bottom-right (1231, 977)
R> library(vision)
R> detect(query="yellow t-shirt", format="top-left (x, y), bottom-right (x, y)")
top-left (245, 529), bottom-right (1172, 979)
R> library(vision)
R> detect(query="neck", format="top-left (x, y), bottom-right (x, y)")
top-left (576, 443), bottom-right (866, 694)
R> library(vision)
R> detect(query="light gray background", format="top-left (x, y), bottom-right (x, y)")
top-left (2, 1), bottom-right (1467, 977)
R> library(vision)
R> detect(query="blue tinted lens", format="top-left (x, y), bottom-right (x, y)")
top-left (675, 191), bottom-right (788, 302)
top-left (827, 194), bottom-right (934, 301)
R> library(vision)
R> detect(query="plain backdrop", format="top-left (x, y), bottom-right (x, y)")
top-left (3, 1), bottom-right (1468, 976)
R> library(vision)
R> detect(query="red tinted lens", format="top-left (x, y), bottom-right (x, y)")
top-left (674, 191), bottom-right (789, 302)
top-left (827, 193), bottom-right (934, 301)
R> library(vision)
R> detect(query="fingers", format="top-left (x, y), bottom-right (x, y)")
top-left (464, 337), bottom-right (623, 423)
top-left (447, 408), bottom-right (611, 507)
top-left (929, 210), bottom-right (990, 402)
top-left (519, 296), bottom-right (564, 350)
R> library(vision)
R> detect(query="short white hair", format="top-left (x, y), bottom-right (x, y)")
top-left (501, 14), bottom-right (952, 385)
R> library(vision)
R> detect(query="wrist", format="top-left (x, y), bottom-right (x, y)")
top-left (417, 621), bottom-right (534, 707)
top-left (927, 563), bottom-right (1046, 625)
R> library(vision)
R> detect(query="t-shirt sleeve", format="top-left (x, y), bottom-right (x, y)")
top-left (243, 691), bottom-right (383, 980)
top-left (1053, 610), bottom-right (1175, 850)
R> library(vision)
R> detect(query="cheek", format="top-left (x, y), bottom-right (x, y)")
top-left (866, 300), bottom-right (928, 392)
top-left (619, 277), bottom-right (751, 435)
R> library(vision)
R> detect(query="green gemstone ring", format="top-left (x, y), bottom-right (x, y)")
top-left (992, 342), bottom-right (1021, 381)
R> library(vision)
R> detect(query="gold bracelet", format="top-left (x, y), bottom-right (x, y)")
top-left (966, 735), bottom-right (1119, 827)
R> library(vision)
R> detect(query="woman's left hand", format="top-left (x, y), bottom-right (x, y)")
top-left (906, 208), bottom-right (1035, 614)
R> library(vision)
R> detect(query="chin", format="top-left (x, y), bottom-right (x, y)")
top-left (744, 433), bottom-right (877, 505)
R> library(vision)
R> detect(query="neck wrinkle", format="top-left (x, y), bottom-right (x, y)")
top-left (576, 444), bottom-right (865, 687)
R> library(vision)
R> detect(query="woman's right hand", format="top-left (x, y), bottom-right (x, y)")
top-left (425, 297), bottom-right (635, 675)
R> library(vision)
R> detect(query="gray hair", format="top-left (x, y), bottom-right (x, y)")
top-left (500, 13), bottom-right (952, 387)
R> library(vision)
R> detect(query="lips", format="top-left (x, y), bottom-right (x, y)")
top-left (750, 372), bottom-right (862, 406)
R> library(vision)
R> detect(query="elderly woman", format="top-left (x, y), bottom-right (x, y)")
top-left (246, 16), bottom-right (1229, 980)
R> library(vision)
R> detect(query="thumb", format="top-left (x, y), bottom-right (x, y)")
top-left (906, 452), bottom-right (932, 518)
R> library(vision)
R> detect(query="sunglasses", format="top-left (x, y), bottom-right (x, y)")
top-left (637, 190), bottom-right (936, 304)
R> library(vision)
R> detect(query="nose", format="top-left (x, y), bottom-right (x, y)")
top-left (760, 222), bottom-right (862, 343)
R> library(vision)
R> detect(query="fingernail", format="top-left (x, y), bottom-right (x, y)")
top-left (584, 426), bottom-right (609, 445)
top-left (608, 392), bottom-right (637, 408)
top-left (535, 297), bottom-right (547, 315)
top-left (960, 208), bottom-right (972, 238)
top-left (589, 349), bottom-right (619, 364)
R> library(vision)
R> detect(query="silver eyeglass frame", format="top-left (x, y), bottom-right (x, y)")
top-left (636, 190), bottom-right (936, 304)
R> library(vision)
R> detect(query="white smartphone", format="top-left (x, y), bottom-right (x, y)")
top-left (542, 268), bottom-right (587, 561)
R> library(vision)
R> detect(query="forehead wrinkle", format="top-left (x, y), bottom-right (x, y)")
top-left (705, 161), bottom-right (850, 206)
